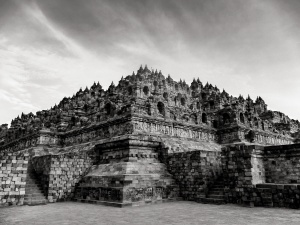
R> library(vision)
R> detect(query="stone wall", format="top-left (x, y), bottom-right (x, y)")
top-left (221, 182), bottom-right (300, 208)
top-left (252, 184), bottom-right (300, 208)
top-left (222, 144), bottom-right (300, 209)
top-left (264, 144), bottom-right (300, 184)
top-left (166, 150), bottom-right (222, 201)
top-left (221, 144), bottom-right (265, 204)
top-left (0, 152), bottom-right (29, 206)
top-left (32, 152), bottom-right (93, 203)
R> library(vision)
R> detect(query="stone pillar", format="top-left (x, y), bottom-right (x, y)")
top-left (251, 148), bottom-right (265, 185)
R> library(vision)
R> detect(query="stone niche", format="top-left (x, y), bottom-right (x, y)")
top-left (75, 135), bottom-right (179, 207)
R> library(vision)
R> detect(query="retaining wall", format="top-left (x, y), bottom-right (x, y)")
top-left (166, 150), bottom-right (222, 200)
top-left (222, 144), bottom-right (300, 209)
top-left (264, 144), bottom-right (300, 183)
top-left (32, 153), bottom-right (93, 202)
top-left (0, 152), bottom-right (29, 206)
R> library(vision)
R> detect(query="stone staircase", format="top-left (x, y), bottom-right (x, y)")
top-left (24, 166), bottom-right (47, 206)
top-left (199, 178), bottom-right (226, 205)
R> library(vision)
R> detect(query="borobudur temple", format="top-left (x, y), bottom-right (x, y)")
top-left (1, 65), bottom-right (300, 208)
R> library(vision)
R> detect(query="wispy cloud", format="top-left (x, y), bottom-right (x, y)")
top-left (0, 0), bottom-right (300, 125)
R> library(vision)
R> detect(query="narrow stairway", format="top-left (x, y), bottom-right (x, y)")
top-left (199, 177), bottom-right (226, 205)
top-left (24, 164), bottom-right (47, 206)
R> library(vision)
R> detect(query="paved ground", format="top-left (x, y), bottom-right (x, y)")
top-left (1, 201), bottom-right (300, 225)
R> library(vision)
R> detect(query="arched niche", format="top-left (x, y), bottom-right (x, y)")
top-left (240, 112), bottom-right (245, 124)
top-left (192, 91), bottom-right (196, 98)
top-left (213, 120), bottom-right (218, 128)
top-left (157, 102), bottom-right (165, 116)
top-left (170, 112), bottom-right (176, 121)
top-left (105, 103), bottom-right (112, 115)
top-left (202, 113), bottom-right (207, 123)
top-left (163, 92), bottom-right (168, 100)
top-left (190, 114), bottom-right (197, 124)
top-left (128, 86), bottom-right (133, 95)
top-left (174, 97), bottom-right (178, 106)
top-left (223, 113), bottom-right (230, 125)
top-left (143, 86), bottom-right (149, 95)
top-left (181, 97), bottom-right (186, 106)
top-left (254, 117), bottom-right (259, 127)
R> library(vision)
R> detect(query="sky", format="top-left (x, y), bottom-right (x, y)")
top-left (0, 0), bottom-right (300, 125)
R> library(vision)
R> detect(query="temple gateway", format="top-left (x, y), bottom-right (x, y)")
top-left (1, 65), bottom-right (300, 208)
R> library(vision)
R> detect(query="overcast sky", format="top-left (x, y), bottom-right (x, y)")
top-left (1, 0), bottom-right (300, 125)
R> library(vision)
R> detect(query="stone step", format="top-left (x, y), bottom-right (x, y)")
top-left (27, 178), bottom-right (39, 180)
top-left (25, 191), bottom-right (44, 195)
top-left (24, 196), bottom-right (46, 202)
top-left (213, 185), bottom-right (224, 188)
top-left (26, 182), bottom-right (42, 187)
top-left (26, 177), bottom-right (39, 181)
top-left (25, 189), bottom-right (43, 193)
top-left (262, 198), bottom-right (273, 203)
top-left (24, 200), bottom-right (47, 206)
top-left (26, 181), bottom-right (41, 184)
top-left (26, 183), bottom-right (42, 187)
top-left (207, 194), bottom-right (225, 199)
top-left (210, 186), bottom-right (224, 189)
top-left (199, 198), bottom-right (226, 205)
top-left (24, 196), bottom-right (46, 200)
top-left (24, 196), bottom-right (47, 200)
top-left (24, 196), bottom-right (45, 200)
top-left (26, 175), bottom-right (39, 178)
top-left (25, 189), bottom-right (44, 193)
top-left (26, 181), bottom-right (41, 186)
top-left (25, 192), bottom-right (45, 196)
top-left (198, 178), bottom-right (226, 205)
top-left (211, 185), bottom-right (224, 188)
top-left (25, 185), bottom-right (43, 190)
top-left (209, 191), bottom-right (224, 195)
top-left (214, 182), bottom-right (224, 185)
top-left (24, 168), bottom-right (47, 206)
top-left (25, 187), bottom-right (43, 191)
top-left (24, 198), bottom-right (47, 203)
top-left (210, 188), bottom-right (224, 192)
top-left (25, 193), bottom-right (45, 197)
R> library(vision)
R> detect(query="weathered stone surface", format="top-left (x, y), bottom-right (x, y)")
top-left (166, 150), bottom-right (222, 200)
top-left (0, 152), bottom-right (29, 206)
top-left (221, 144), bottom-right (300, 209)
top-left (75, 136), bottom-right (179, 206)
top-left (31, 153), bottom-right (93, 203)
top-left (264, 144), bottom-right (300, 184)
top-left (0, 66), bottom-right (297, 154)
top-left (1, 65), bottom-right (300, 208)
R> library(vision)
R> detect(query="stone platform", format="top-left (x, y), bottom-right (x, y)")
top-left (74, 136), bottom-right (179, 206)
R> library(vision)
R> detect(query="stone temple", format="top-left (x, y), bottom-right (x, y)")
top-left (1, 65), bottom-right (300, 208)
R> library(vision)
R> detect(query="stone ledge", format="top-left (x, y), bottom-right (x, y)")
top-left (73, 197), bottom-right (182, 208)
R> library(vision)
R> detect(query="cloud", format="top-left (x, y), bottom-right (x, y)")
top-left (0, 0), bottom-right (300, 125)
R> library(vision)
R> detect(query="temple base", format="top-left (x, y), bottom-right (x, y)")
top-left (75, 136), bottom-right (180, 206)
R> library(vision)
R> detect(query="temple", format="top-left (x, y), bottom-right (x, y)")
top-left (1, 65), bottom-right (300, 208)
